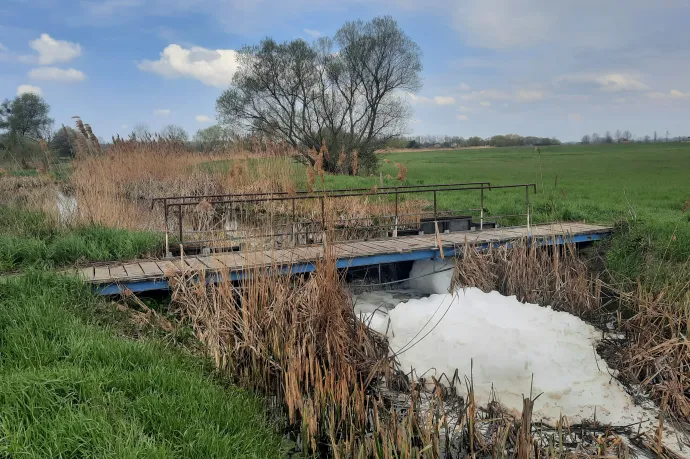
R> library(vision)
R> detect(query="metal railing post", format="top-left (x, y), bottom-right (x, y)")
top-left (480, 186), bottom-right (484, 230)
top-left (525, 186), bottom-right (531, 237)
top-left (178, 203), bottom-right (183, 248)
top-left (291, 198), bottom-right (296, 247)
top-left (320, 195), bottom-right (326, 244)
top-left (433, 190), bottom-right (437, 221)
top-left (163, 198), bottom-right (170, 256)
top-left (394, 188), bottom-right (399, 237)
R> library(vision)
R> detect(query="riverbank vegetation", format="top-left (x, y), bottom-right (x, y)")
top-left (0, 271), bottom-right (284, 457)
top-left (2, 126), bottom-right (688, 456)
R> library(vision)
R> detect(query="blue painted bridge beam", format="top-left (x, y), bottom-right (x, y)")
top-left (93, 232), bottom-right (610, 296)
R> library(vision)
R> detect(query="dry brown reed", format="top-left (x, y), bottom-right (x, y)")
top-left (453, 240), bottom-right (690, 428)
top-left (0, 175), bottom-right (60, 219)
top-left (616, 286), bottom-right (690, 424)
top-left (395, 163), bottom-right (408, 182)
top-left (70, 136), bottom-right (298, 230)
top-left (453, 240), bottom-right (602, 320)
top-left (168, 252), bottom-right (651, 457)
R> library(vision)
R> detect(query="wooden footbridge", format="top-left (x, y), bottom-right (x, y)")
top-left (75, 183), bottom-right (613, 295)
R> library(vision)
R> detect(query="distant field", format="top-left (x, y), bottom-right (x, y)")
top-left (322, 143), bottom-right (690, 287)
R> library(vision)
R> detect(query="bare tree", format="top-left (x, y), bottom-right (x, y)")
top-left (216, 16), bottom-right (422, 174)
top-left (622, 130), bottom-right (633, 142)
top-left (591, 132), bottom-right (600, 144)
top-left (581, 134), bottom-right (591, 144)
top-left (130, 123), bottom-right (152, 141)
top-left (604, 131), bottom-right (613, 144)
top-left (160, 124), bottom-right (189, 142)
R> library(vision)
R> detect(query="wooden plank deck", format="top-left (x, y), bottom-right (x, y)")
top-left (81, 222), bottom-right (612, 292)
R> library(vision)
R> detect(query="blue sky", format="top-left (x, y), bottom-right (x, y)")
top-left (1, 0), bottom-right (689, 142)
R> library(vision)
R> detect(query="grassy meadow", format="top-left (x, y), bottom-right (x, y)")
top-left (0, 272), bottom-right (284, 457)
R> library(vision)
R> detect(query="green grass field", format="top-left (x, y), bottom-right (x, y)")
top-left (0, 206), bottom-right (163, 273)
top-left (318, 143), bottom-right (690, 290)
top-left (0, 272), bottom-right (284, 457)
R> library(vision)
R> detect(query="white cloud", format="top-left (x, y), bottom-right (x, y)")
top-left (458, 105), bottom-right (472, 112)
top-left (196, 115), bottom-right (212, 123)
top-left (29, 34), bottom-right (82, 65)
top-left (0, 43), bottom-right (7, 52)
top-left (557, 73), bottom-right (648, 92)
top-left (17, 85), bottom-right (43, 96)
top-left (153, 109), bottom-right (171, 116)
top-left (568, 113), bottom-right (583, 122)
top-left (29, 67), bottom-right (86, 82)
top-left (138, 44), bottom-right (239, 88)
top-left (407, 93), bottom-right (431, 104)
top-left (479, 101), bottom-right (491, 107)
top-left (514, 89), bottom-right (544, 102)
top-left (408, 93), bottom-right (457, 106)
top-left (614, 97), bottom-right (627, 103)
top-left (647, 89), bottom-right (690, 100)
top-left (433, 96), bottom-right (456, 105)
top-left (670, 89), bottom-right (690, 99)
top-left (120, 124), bottom-right (129, 130)
top-left (462, 89), bottom-right (543, 103)
top-left (304, 28), bottom-right (323, 38)
top-left (456, 114), bottom-right (469, 121)
top-left (458, 82), bottom-right (470, 91)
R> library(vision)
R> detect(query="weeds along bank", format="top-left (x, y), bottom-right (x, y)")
top-left (169, 244), bottom-right (688, 457)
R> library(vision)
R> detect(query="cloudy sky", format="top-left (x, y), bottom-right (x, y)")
top-left (1, 0), bottom-right (689, 141)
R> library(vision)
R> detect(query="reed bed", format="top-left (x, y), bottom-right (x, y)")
top-left (71, 138), bottom-right (298, 230)
top-left (166, 247), bottom-right (678, 457)
top-left (453, 240), bottom-right (690, 429)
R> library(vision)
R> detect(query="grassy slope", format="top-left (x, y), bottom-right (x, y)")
top-left (0, 272), bottom-right (283, 458)
top-left (0, 206), bottom-right (162, 273)
top-left (321, 143), bottom-right (690, 289)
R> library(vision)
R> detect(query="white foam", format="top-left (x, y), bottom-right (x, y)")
top-left (406, 259), bottom-right (455, 294)
top-left (353, 261), bottom-right (687, 452)
top-left (386, 288), bottom-right (649, 426)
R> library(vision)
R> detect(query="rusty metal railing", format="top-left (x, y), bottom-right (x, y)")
top-left (153, 182), bottom-right (537, 256)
